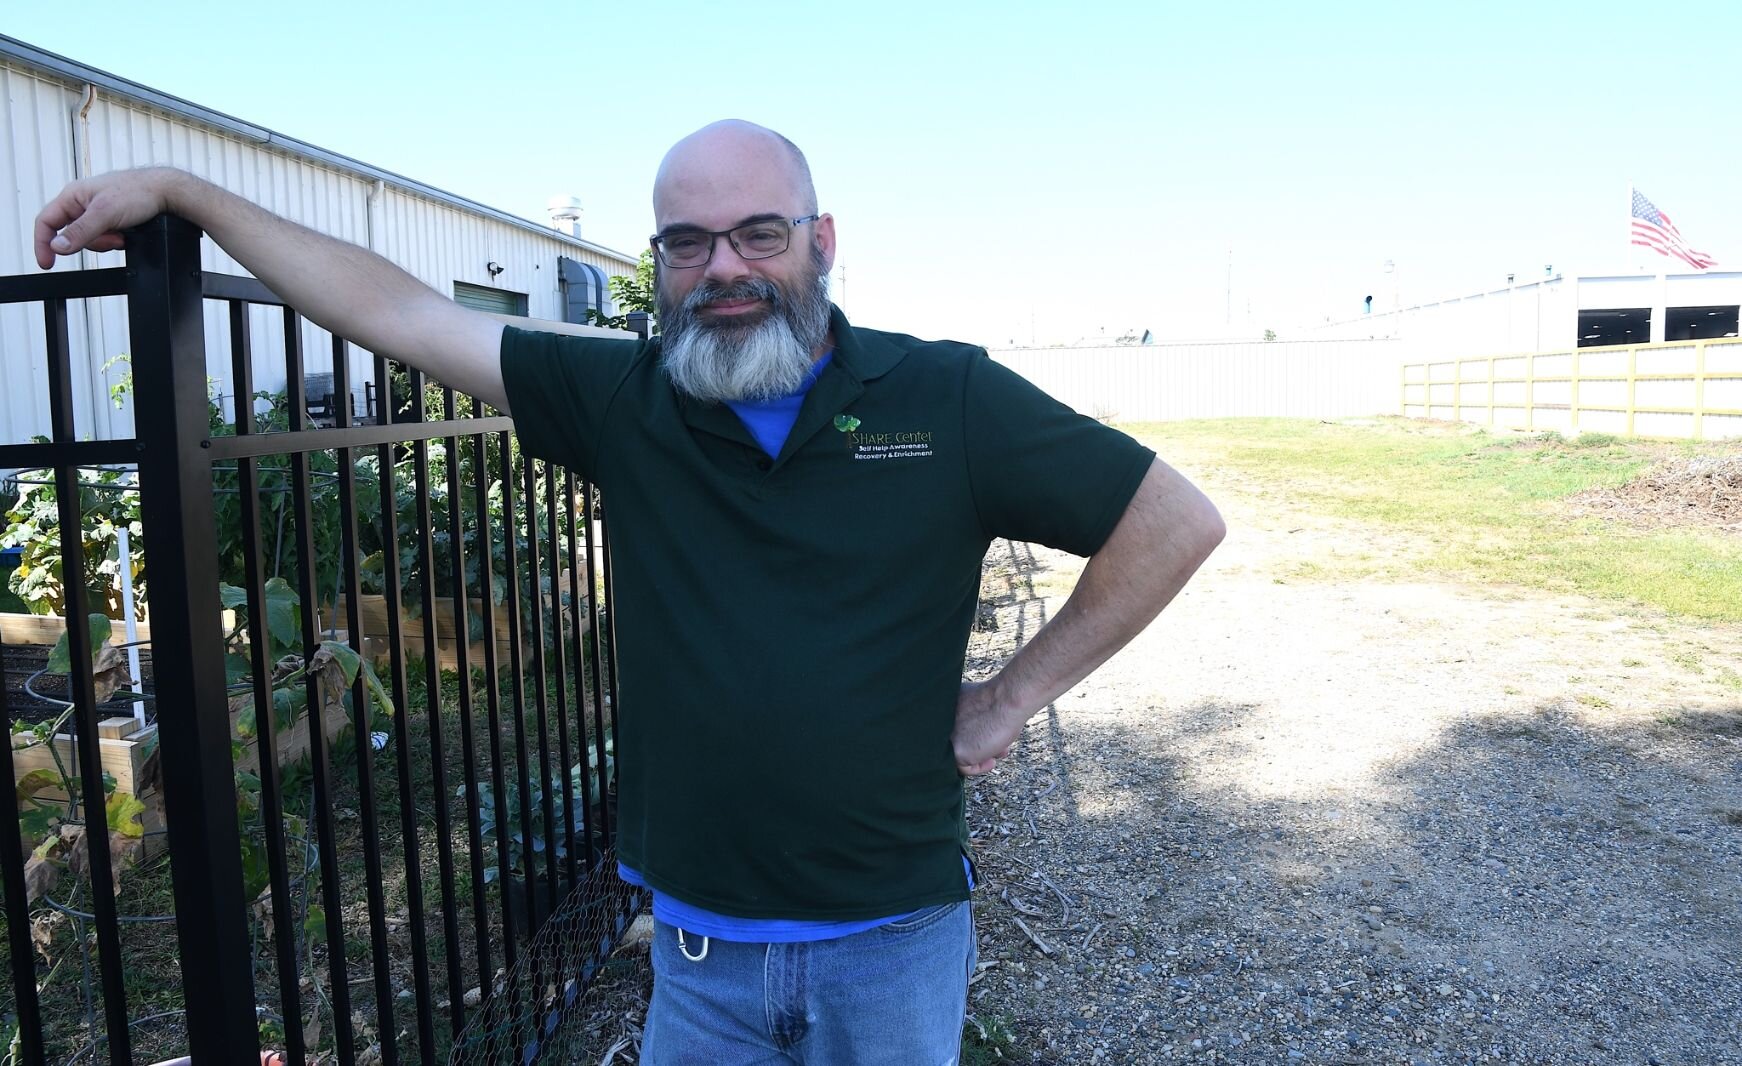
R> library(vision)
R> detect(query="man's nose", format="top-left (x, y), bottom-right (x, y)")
top-left (701, 236), bottom-right (753, 285)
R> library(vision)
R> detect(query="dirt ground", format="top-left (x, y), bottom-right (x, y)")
top-left (562, 455), bottom-right (1742, 1065)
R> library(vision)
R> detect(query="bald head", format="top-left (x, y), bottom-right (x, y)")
top-left (653, 120), bottom-right (818, 225)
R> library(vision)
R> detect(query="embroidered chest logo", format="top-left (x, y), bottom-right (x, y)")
top-left (837, 414), bottom-right (935, 462)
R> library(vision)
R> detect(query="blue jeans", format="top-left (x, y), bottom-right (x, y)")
top-left (642, 901), bottom-right (976, 1065)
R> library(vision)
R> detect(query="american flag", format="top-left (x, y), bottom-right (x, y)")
top-left (1631, 189), bottom-right (1717, 270)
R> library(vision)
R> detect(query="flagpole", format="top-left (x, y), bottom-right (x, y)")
top-left (1628, 180), bottom-right (1640, 274)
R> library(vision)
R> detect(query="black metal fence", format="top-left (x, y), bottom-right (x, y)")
top-left (0, 215), bottom-right (638, 1063)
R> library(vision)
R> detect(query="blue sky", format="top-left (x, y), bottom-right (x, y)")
top-left (7, 0), bottom-right (1739, 345)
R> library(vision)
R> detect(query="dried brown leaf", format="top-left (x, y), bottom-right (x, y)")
top-left (23, 855), bottom-right (59, 904)
top-left (90, 643), bottom-right (131, 704)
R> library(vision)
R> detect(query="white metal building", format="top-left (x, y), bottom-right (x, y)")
top-left (1310, 269), bottom-right (1742, 359)
top-left (0, 34), bottom-right (640, 445)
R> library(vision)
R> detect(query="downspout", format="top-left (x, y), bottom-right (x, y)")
top-left (71, 84), bottom-right (105, 430)
top-left (366, 179), bottom-right (385, 253)
top-left (364, 181), bottom-right (385, 420)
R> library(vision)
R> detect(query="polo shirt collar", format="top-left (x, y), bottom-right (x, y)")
top-left (674, 305), bottom-right (907, 468)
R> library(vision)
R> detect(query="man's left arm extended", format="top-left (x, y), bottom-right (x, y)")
top-left (953, 457), bottom-right (1225, 775)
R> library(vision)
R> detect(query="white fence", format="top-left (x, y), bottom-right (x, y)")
top-left (990, 339), bottom-right (1405, 423)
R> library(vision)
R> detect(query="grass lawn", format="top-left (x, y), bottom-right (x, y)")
top-left (1124, 417), bottom-right (1742, 622)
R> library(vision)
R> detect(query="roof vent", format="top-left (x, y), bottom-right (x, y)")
top-left (547, 194), bottom-right (584, 238)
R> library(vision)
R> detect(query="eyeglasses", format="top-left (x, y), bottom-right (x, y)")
top-left (650, 215), bottom-right (820, 269)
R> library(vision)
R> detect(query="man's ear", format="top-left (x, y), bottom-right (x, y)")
top-left (813, 213), bottom-right (837, 275)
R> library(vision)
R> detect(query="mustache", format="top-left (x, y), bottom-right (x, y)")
top-left (685, 277), bottom-right (780, 312)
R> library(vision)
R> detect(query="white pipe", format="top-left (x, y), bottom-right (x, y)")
top-left (366, 179), bottom-right (385, 253)
top-left (116, 522), bottom-right (145, 728)
top-left (71, 84), bottom-right (110, 435)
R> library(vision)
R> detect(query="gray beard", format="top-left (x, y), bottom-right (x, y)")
top-left (659, 267), bottom-right (833, 404)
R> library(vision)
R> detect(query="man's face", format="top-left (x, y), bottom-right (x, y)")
top-left (650, 141), bottom-right (838, 403)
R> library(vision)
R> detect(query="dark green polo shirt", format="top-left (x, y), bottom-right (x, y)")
top-left (500, 307), bottom-right (1153, 920)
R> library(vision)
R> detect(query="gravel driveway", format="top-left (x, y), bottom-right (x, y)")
top-left (961, 481), bottom-right (1742, 1065)
top-left (561, 458), bottom-right (1742, 1065)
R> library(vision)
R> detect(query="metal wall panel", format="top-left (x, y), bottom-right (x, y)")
top-left (0, 67), bottom-right (79, 446)
top-left (3, 57), bottom-right (639, 448)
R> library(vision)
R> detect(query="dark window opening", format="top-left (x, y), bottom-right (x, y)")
top-left (1665, 305), bottom-right (1740, 341)
top-left (1577, 307), bottom-right (1651, 347)
top-left (453, 281), bottom-right (529, 316)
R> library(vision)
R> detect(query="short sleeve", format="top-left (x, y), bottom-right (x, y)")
top-left (963, 353), bottom-right (1155, 556)
top-left (499, 326), bottom-right (641, 479)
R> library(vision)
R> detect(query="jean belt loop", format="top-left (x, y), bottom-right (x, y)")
top-left (677, 927), bottom-right (711, 962)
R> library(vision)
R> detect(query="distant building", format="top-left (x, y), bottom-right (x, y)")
top-left (0, 34), bottom-right (639, 444)
top-left (1312, 269), bottom-right (1742, 359)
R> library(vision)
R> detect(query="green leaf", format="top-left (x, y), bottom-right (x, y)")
top-left (272, 686), bottom-right (308, 732)
top-left (106, 791), bottom-right (146, 838)
top-left (14, 768), bottom-right (63, 805)
top-left (226, 653), bottom-right (253, 687)
top-left (234, 694), bottom-right (257, 739)
top-left (17, 806), bottom-right (55, 839)
top-left (304, 903), bottom-right (327, 941)
top-left (48, 614), bottom-right (113, 673)
top-left (262, 577), bottom-right (300, 650)
top-left (219, 583), bottom-right (249, 609)
top-left (358, 657), bottom-right (395, 720)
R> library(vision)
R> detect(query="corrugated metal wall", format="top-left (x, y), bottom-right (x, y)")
top-left (990, 339), bottom-right (1405, 423)
top-left (2, 60), bottom-right (635, 446)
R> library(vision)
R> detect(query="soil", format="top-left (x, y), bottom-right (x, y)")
top-left (551, 455), bottom-right (1742, 1065)
top-left (1, 644), bottom-right (156, 726)
top-left (1570, 451), bottom-right (1742, 532)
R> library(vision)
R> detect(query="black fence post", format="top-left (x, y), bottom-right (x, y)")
top-left (125, 215), bottom-right (262, 1059)
top-left (626, 311), bottom-right (651, 339)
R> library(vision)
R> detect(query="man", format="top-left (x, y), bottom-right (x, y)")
top-left (36, 120), bottom-right (1224, 1064)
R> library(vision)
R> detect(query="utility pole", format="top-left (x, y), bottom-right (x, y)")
top-left (1225, 247), bottom-right (1233, 327)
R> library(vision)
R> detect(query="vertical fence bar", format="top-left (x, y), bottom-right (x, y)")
top-left (500, 437), bottom-right (537, 938)
top-left (404, 369), bottom-right (467, 1032)
top-left (229, 301), bottom-right (306, 1064)
top-left (125, 215), bottom-right (260, 1060)
top-left (441, 389), bottom-right (493, 1009)
top-left (546, 465), bottom-right (577, 887)
top-left (283, 309), bottom-right (357, 1065)
top-left (45, 295), bottom-right (133, 1065)
top-left (579, 479), bottom-right (610, 853)
top-left (474, 428), bottom-right (514, 974)
top-left (493, 427), bottom-right (530, 1064)
top-left (562, 473), bottom-right (597, 871)
top-left (373, 355), bottom-right (438, 1064)
top-left (520, 458), bottom-right (558, 903)
top-left (0, 604), bottom-right (45, 1065)
top-left (599, 509), bottom-right (622, 758)
top-left (331, 340), bottom-right (400, 1066)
